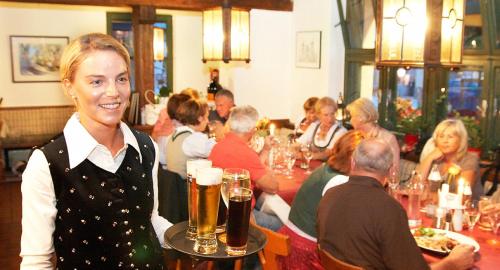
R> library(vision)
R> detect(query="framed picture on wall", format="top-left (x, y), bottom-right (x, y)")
top-left (295, 31), bottom-right (321, 69)
top-left (10, 35), bottom-right (69, 83)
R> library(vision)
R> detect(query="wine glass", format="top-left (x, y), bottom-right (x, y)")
top-left (301, 144), bottom-right (314, 175)
top-left (486, 213), bottom-right (500, 247)
top-left (207, 120), bottom-right (217, 139)
top-left (464, 201), bottom-right (481, 231)
top-left (284, 149), bottom-right (296, 179)
top-left (386, 169), bottom-right (399, 199)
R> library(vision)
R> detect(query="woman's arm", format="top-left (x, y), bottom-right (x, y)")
top-left (416, 148), bottom-right (444, 181)
top-left (20, 150), bottom-right (57, 270)
top-left (182, 132), bottom-right (217, 158)
top-left (150, 141), bottom-right (173, 246)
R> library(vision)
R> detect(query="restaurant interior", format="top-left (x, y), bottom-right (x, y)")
top-left (1, 0), bottom-right (500, 269)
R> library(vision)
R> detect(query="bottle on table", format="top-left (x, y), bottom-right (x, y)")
top-left (207, 69), bottom-right (222, 102)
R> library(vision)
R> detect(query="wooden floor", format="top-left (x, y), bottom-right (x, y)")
top-left (0, 178), bottom-right (22, 270)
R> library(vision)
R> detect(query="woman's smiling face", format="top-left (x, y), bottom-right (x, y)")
top-left (66, 50), bottom-right (130, 130)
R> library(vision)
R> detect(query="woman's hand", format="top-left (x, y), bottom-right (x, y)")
top-left (428, 148), bottom-right (445, 162)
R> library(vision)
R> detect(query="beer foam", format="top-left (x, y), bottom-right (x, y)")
top-left (186, 159), bottom-right (212, 176)
top-left (197, 167), bottom-right (223, 185)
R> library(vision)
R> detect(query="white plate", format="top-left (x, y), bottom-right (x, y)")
top-left (411, 228), bottom-right (480, 254)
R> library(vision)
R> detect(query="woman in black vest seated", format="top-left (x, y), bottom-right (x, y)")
top-left (295, 97), bottom-right (347, 160)
top-left (20, 33), bottom-right (171, 269)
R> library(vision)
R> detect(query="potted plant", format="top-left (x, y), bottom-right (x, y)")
top-left (459, 115), bottom-right (483, 155)
top-left (395, 97), bottom-right (423, 149)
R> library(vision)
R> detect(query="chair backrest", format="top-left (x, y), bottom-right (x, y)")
top-left (254, 224), bottom-right (291, 270)
top-left (318, 245), bottom-right (364, 270)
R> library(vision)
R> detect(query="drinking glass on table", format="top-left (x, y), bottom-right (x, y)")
top-left (464, 201), bottom-right (481, 231)
top-left (386, 168), bottom-right (399, 198)
top-left (284, 149), bottom-right (296, 178)
top-left (186, 159), bottom-right (212, 241)
top-left (300, 144), bottom-right (314, 174)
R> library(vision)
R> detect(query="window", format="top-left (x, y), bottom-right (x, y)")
top-left (448, 70), bottom-right (484, 117)
top-left (107, 12), bottom-right (173, 96)
top-left (463, 0), bottom-right (484, 50)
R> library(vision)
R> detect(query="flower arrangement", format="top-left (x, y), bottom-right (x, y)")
top-left (395, 97), bottom-right (423, 135)
top-left (255, 117), bottom-right (271, 137)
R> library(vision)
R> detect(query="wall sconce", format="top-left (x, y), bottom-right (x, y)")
top-left (202, 2), bottom-right (250, 63)
top-left (375, 0), bottom-right (464, 67)
top-left (153, 27), bottom-right (165, 61)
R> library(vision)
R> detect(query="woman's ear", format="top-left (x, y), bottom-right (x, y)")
top-left (62, 79), bottom-right (76, 99)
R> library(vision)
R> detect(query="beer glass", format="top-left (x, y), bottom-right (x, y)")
top-left (226, 187), bottom-right (253, 256)
top-left (186, 159), bottom-right (212, 240)
top-left (218, 168), bottom-right (251, 235)
top-left (193, 167), bottom-right (223, 255)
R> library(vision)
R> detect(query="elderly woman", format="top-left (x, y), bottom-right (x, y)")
top-left (279, 131), bottom-right (364, 270)
top-left (417, 119), bottom-right (483, 201)
top-left (294, 97), bottom-right (319, 137)
top-left (166, 99), bottom-right (216, 179)
top-left (347, 97), bottom-right (400, 176)
top-left (296, 97), bottom-right (347, 160)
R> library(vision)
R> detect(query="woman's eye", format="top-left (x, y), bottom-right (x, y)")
top-left (90, 80), bottom-right (102, 86)
top-left (117, 76), bottom-right (129, 83)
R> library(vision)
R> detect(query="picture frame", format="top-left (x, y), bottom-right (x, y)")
top-left (10, 35), bottom-right (69, 83)
top-left (295, 31), bottom-right (322, 69)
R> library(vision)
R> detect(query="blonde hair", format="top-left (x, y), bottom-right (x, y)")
top-left (315, 97), bottom-right (337, 114)
top-left (60, 33), bottom-right (130, 82)
top-left (346, 97), bottom-right (379, 124)
top-left (421, 119), bottom-right (469, 162)
top-left (180, 88), bottom-right (200, 100)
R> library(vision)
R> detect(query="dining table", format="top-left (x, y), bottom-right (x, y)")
top-left (274, 159), bottom-right (500, 269)
top-left (275, 160), bottom-right (323, 205)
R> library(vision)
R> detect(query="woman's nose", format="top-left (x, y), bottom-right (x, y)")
top-left (105, 81), bottom-right (119, 96)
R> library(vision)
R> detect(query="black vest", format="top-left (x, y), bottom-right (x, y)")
top-left (41, 129), bottom-right (164, 269)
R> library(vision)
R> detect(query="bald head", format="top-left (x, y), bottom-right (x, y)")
top-left (352, 138), bottom-right (393, 178)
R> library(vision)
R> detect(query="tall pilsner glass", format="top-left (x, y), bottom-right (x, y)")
top-left (218, 168), bottom-right (251, 235)
top-left (226, 187), bottom-right (253, 255)
top-left (193, 167), bottom-right (223, 254)
top-left (186, 159), bottom-right (212, 240)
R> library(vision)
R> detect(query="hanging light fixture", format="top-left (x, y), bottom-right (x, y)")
top-left (202, 1), bottom-right (250, 63)
top-left (153, 27), bottom-right (165, 61)
top-left (375, 0), bottom-right (464, 67)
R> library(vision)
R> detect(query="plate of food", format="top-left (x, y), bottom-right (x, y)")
top-left (411, 227), bottom-right (480, 255)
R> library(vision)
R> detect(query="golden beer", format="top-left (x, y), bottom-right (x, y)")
top-left (186, 159), bottom-right (212, 240)
top-left (193, 167), bottom-right (223, 255)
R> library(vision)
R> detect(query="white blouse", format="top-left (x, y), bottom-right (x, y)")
top-left (296, 121), bottom-right (347, 150)
top-left (20, 113), bottom-right (172, 270)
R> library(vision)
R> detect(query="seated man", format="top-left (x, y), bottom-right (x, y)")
top-left (317, 138), bottom-right (475, 270)
top-left (209, 105), bottom-right (282, 231)
top-left (209, 89), bottom-right (235, 125)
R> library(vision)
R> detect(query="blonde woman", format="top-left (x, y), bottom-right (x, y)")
top-left (20, 33), bottom-right (170, 269)
top-left (347, 97), bottom-right (400, 176)
top-left (417, 119), bottom-right (482, 201)
top-left (296, 97), bottom-right (347, 161)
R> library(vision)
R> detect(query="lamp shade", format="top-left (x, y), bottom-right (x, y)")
top-left (375, 0), bottom-right (464, 67)
top-left (440, 0), bottom-right (464, 65)
top-left (203, 7), bottom-right (250, 63)
top-left (153, 27), bottom-right (165, 61)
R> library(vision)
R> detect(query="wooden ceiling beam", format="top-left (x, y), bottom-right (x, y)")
top-left (2, 0), bottom-right (293, 11)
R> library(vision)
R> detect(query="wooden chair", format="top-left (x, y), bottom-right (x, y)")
top-left (254, 224), bottom-right (291, 270)
top-left (318, 245), bottom-right (364, 270)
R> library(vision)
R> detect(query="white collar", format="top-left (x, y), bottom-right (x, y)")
top-left (174, 125), bottom-right (195, 134)
top-left (63, 113), bottom-right (142, 169)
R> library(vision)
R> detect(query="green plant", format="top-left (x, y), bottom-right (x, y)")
top-left (395, 97), bottom-right (423, 135)
top-left (460, 115), bottom-right (483, 149)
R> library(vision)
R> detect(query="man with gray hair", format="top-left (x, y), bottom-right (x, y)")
top-left (209, 105), bottom-right (282, 231)
top-left (317, 138), bottom-right (474, 270)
